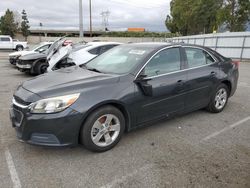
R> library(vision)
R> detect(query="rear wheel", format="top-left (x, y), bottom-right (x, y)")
top-left (206, 83), bottom-right (229, 113)
top-left (80, 106), bottom-right (125, 152)
top-left (16, 45), bottom-right (23, 51)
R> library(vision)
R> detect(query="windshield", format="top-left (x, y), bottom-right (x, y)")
top-left (30, 43), bottom-right (43, 51)
top-left (85, 45), bottom-right (154, 74)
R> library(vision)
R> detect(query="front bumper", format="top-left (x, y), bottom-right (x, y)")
top-left (9, 57), bottom-right (18, 65)
top-left (16, 63), bottom-right (32, 69)
top-left (10, 103), bottom-right (83, 147)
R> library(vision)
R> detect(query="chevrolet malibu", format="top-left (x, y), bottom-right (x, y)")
top-left (10, 43), bottom-right (239, 152)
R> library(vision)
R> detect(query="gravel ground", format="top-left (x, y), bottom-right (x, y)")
top-left (0, 51), bottom-right (249, 188)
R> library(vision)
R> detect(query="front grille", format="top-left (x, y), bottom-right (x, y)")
top-left (18, 60), bottom-right (25, 65)
top-left (14, 96), bottom-right (31, 106)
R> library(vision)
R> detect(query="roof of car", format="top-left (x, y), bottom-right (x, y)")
top-left (87, 41), bottom-right (122, 46)
top-left (121, 42), bottom-right (210, 49)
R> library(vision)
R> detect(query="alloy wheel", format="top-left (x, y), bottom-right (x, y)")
top-left (214, 88), bottom-right (227, 110)
top-left (91, 114), bottom-right (121, 147)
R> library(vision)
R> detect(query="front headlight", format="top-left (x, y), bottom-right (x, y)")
top-left (29, 93), bottom-right (80, 114)
top-left (10, 55), bottom-right (21, 59)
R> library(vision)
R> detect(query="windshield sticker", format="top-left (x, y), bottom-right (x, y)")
top-left (129, 50), bottom-right (145, 55)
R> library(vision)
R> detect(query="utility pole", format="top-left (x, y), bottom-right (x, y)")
top-left (79, 0), bottom-right (83, 38)
top-left (89, 0), bottom-right (92, 37)
top-left (101, 10), bottom-right (110, 31)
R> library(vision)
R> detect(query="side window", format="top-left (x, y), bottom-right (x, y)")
top-left (99, 45), bottom-right (117, 55)
top-left (88, 47), bottom-right (101, 55)
top-left (185, 47), bottom-right (215, 68)
top-left (144, 48), bottom-right (181, 77)
top-left (35, 44), bottom-right (50, 52)
top-left (1, 37), bottom-right (10, 42)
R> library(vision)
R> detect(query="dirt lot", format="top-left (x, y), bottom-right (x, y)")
top-left (0, 51), bottom-right (250, 188)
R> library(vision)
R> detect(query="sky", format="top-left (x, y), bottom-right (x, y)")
top-left (0, 0), bottom-right (171, 32)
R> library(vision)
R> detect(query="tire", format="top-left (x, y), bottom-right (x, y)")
top-left (206, 83), bottom-right (229, 113)
top-left (16, 45), bottom-right (23, 51)
top-left (34, 62), bottom-right (48, 75)
top-left (80, 105), bottom-right (125, 152)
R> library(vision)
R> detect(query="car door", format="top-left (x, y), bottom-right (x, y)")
top-left (183, 47), bottom-right (220, 111)
top-left (134, 47), bottom-right (188, 124)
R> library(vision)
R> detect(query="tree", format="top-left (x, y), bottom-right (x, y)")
top-left (165, 0), bottom-right (250, 35)
top-left (0, 9), bottom-right (18, 37)
top-left (21, 9), bottom-right (30, 40)
top-left (217, 0), bottom-right (250, 32)
top-left (165, 0), bottom-right (222, 35)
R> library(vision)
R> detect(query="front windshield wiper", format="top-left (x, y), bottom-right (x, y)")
top-left (87, 68), bottom-right (102, 73)
top-left (80, 64), bottom-right (102, 73)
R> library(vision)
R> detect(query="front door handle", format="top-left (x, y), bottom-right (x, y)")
top-left (177, 80), bottom-right (185, 85)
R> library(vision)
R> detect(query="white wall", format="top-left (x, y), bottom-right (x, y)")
top-left (26, 36), bottom-right (166, 44)
top-left (171, 32), bottom-right (250, 60)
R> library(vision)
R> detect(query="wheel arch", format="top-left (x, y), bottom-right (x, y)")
top-left (78, 100), bottom-right (131, 143)
top-left (16, 44), bottom-right (24, 50)
top-left (31, 58), bottom-right (48, 74)
top-left (221, 80), bottom-right (232, 95)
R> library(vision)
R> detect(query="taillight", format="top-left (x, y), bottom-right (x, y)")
top-left (232, 61), bottom-right (240, 68)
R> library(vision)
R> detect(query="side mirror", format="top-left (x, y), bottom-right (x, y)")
top-left (134, 74), bottom-right (153, 96)
top-left (38, 49), bottom-right (45, 53)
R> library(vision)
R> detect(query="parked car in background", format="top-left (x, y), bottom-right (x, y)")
top-left (0, 35), bottom-right (27, 51)
top-left (47, 42), bottom-right (121, 72)
top-left (16, 38), bottom-right (71, 75)
top-left (10, 43), bottom-right (239, 152)
top-left (9, 42), bottom-right (52, 65)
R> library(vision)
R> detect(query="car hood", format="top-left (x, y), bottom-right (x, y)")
top-left (9, 51), bottom-right (32, 57)
top-left (47, 45), bottom-right (72, 71)
top-left (19, 52), bottom-right (46, 61)
top-left (22, 66), bottom-right (120, 98)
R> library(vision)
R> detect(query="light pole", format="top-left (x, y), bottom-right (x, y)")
top-left (79, 0), bottom-right (83, 38)
top-left (89, 0), bottom-right (92, 37)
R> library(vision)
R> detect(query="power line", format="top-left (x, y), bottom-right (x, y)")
top-left (108, 0), bottom-right (166, 9)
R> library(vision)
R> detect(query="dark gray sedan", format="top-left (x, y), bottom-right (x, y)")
top-left (10, 43), bottom-right (239, 152)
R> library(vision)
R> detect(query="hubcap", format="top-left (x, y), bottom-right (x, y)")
top-left (91, 114), bottom-right (120, 147)
top-left (40, 65), bottom-right (47, 74)
top-left (214, 88), bottom-right (227, 110)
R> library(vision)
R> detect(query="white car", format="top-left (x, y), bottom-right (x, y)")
top-left (0, 35), bottom-right (27, 51)
top-left (47, 42), bottom-right (121, 72)
top-left (9, 42), bottom-right (52, 65)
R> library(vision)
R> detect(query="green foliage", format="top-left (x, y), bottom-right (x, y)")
top-left (21, 9), bottom-right (30, 39)
top-left (217, 0), bottom-right (250, 32)
top-left (0, 9), bottom-right (18, 37)
top-left (166, 0), bottom-right (250, 35)
top-left (101, 31), bottom-right (180, 38)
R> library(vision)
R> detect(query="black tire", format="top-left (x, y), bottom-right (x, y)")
top-left (80, 105), bottom-right (125, 152)
top-left (34, 62), bottom-right (48, 75)
top-left (16, 45), bottom-right (23, 51)
top-left (206, 83), bottom-right (229, 113)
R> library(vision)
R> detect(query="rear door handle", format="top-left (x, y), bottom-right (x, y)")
top-left (210, 71), bottom-right (216, 76)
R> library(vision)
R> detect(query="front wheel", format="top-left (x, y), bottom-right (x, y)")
top-left (34, 62), bottom-right (48, 75)
top-left (81, 106), bottom-right (125, 152)
top-left (206, 83), bottom-right (229, 113)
